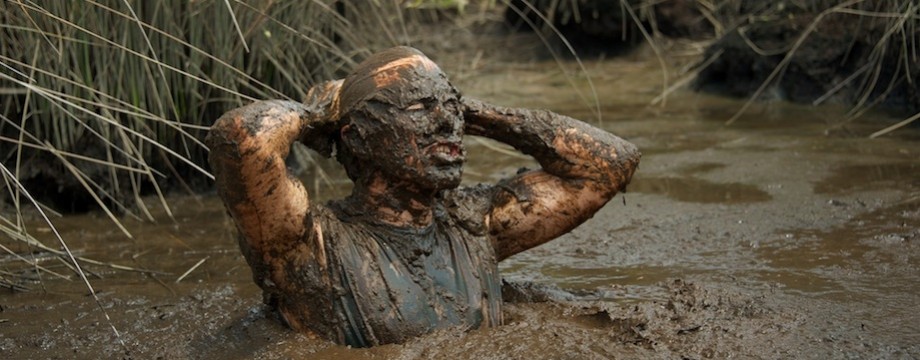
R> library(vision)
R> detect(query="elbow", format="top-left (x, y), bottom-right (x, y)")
top-left (206, 110), bottom-right (246, 165)
top-left (619, 139), bottom-right (641, 175)
top-left (205, 113), bottom-right (243, 186)
top-left (208, 102), bottom-right (273, 143)
top-left (616, 135), bottom-right (641, 163)
top-left (207, 100), bottom-right (304, 157)
top-left (599, 137), bottom-right (641, 194)
top-left (206, 104), bottom-right (271, 178)
top-left (206, 106), bottom-right (248, 151)
top-left (618, 141), bottom-right (641, 190)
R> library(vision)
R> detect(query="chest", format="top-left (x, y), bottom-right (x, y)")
top-left (324, 221), bottom-right (502, 346)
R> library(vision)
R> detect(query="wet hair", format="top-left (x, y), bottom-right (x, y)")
top-left (332, 46), bottom-right (457, 182)
top-left (337, 46), bottom-right (437, 115)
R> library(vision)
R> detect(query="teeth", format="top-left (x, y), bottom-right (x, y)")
top-left (428, 143), bottom-right (460, 158)
top-left (431, 144), bottom-right (453, 154)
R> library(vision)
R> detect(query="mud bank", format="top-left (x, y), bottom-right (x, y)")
top-left (695, 2), bottom-right (920, 114)
top-left (504, 0), bottom-right (713, 56)
top-left (504, 0), bottom-right (920, 114)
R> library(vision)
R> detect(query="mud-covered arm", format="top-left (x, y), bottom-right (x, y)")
top-left (463, 98), bottom-right (640, 261)
top-left (205, 80), bottom-right (341, 286)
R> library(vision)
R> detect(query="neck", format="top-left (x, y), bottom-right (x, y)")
top-left (345, 173), bottom-right (438, 228)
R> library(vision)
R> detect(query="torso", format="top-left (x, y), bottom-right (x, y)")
top-left (269, 186), bottom-right (503, 347)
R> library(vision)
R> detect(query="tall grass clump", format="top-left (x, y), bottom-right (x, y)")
top-left (4, 1), bottom-right (355, 217)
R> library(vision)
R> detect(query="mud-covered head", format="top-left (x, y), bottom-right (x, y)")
top-left (335, 46), bottom-right (465, 191)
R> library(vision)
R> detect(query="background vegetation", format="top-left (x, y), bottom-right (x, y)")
top-left (3, 1), bottom-right (379, 218)
top-left (508, 0), bottom-right (918, 124)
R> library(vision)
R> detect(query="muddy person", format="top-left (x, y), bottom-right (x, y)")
top-left (206, 46), bottom-right (640, 347)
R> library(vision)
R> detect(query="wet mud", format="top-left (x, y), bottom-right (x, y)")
top-left (3, 46), bottom-right (920, 359)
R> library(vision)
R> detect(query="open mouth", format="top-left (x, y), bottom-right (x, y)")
top-left (424, 141), bottom-right (463, 164)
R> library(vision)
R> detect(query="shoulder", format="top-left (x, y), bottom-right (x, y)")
top-left (310, 202), bottom-right (338, 224)
top-left (309, 202), bottom-right (370, 252)
top-left (439, 184), bottom-right (499, 236)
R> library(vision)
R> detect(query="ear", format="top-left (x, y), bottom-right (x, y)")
top-left (339, 122), bottom-right (368, 158)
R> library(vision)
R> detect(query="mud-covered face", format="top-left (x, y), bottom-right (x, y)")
top-left (341, 62), bottom-right (465, 191)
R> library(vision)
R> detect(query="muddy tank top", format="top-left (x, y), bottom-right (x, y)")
top-left (304, 192), bottom-right (503, 347)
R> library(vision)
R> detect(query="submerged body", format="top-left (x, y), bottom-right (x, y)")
top-left (207, 46), bottom-right (640, 346)
top-left (300, 190), bottom-right (501, 346)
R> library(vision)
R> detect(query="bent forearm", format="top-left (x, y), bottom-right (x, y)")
top-left (207, 79), bottom-right (341, 250)
top-left (207, 100), bottom-right (314, 252)
top-left (464, 99), bottom-right (640, 191)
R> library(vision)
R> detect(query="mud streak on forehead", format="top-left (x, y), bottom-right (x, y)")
top-left (373, 55), bottom-right (439, 88)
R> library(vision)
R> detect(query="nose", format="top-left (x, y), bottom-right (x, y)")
top-left (432, 105), bottom-right (461, 135)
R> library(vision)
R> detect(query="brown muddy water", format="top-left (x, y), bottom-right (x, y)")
top-left (3, 49), bottom-right (920, 359)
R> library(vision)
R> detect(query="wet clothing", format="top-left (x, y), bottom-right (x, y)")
top-left (269, 187), bottom-right (503, 347)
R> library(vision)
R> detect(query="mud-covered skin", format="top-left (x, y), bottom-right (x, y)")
top-left (206, 80), bottom-right (343, 336)
top-left (339, 80), bottom-right (465, 194)
top-left (464, 98), bottom-right (640, 260)
top-left (206, 46), bottom-right (640, 346)
top-left (334, 50), bottom-right (468, 226)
